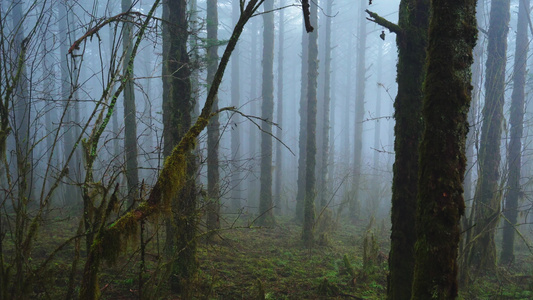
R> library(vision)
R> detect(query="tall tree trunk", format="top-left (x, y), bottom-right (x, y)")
top-left (206, 0), bottom-right (220, 235)
top-left (274, 0), bottom-right (285, 215)
top-left (258, 0), bottom-right (275, 226)
top-left (302, 0), bottom-right (318, 245)
top-left (230, 0), bottom-right (241, 211)
top-left (60, 0), bottom-right (82, 207)
top-left (162, 0), bottom-right (197, 294)
top-left (372, 43), bottom-right (383, 201)
top-left (318, 0), bottom-right (332, 209)
top-left (295, 24), bottom-right (309, 222)
top-left (469, 0), bottom-right (510, 272)
top-left (501, 0), bottom-right (528, 264)
top-left (11, 0), bottom-right (31, 296)
top-left (122, 0), bottom-right (139, 207)
top-left (367, 0), bottom-right (428, 297)
top-left (411, 0), bottom-right (476, 297)
top-left (350, 0), bottom-right (367, 220)
top-left (247, 18), bottom-right (259, 210)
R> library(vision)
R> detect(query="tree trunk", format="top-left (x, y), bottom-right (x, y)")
top-left (317, 0), bottom-right (332, 209)
top-left (258, 0), bottom-right (275, 226)
top-left (230, 0), bottom-right (241, 211)
top-left (162, 0), bottom-right (197, 294)
top-left (274, 0), bottom-right (285, 215)
top-left (469, 0), bottom-right (510, 272)
top-left (501, 0), bottom-right (528, 264)
top-left (60, 0), bottom-right (82, 208)
top-left (367, 0), bottom-right (428, 298)
top-left (206, 0), bottom-right (220, 236)
top-left (122, 0), bottom-right (139, 207)
top-left (302, 0), bottom-right (318, 245)
top-left (350, 0), bottom-right (367, 220)
top-left (411, 0), bottom-right (476, 297)
top-left (295, 24), bottom-right (309, 222)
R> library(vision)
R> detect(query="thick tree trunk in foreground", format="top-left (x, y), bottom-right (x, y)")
top-left (367, 0), bottom-right (428, 297)
top-left (411, 0), bottom-right (476, 297)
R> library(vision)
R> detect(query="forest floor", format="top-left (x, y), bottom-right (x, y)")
top-left (9, 210), bottom-right (533, 299)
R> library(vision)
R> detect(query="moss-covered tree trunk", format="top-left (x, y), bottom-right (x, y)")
top-left (206, 0), bottom-right (220, 236)
top-left (122, 0), bottom-right (139, 207)
top-left (501, 0), bottom-right (528, 264)
top-left (350, 0), bottom-right (367, 220)
top-left (302, 0), bottom-right (318, 245)
top-left (295, 25), bottom-right (309, 223)
top-left (162, 0), bottom-right (197, 294)
top-left (367, 0), bottom-right (428, 297)
top-left (410, 0), bottom-right (476, 297)
top-left (258, 0), bottom-right (275, 226)
top-left (469, 0), bottom-right (509, 272)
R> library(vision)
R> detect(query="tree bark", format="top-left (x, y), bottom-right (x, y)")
top-left (230, 0), bottom-right (241, 211)
top-left (367, 0), bottom-right (429, 298)
top-left (206, 0), bottom-right (220, 236)
top-left (274, 0), bottom-right (285, 215)
top-left (162, 0), bottom-right (197, 294)
top-left (302, 0), bottom-right (318, 245)
top-left (501, 0), bottom-right (528, 264)
top-left (411, 0), bottom-right (476, 297)
top-left (122, 0), bottom-right (139, 207)
top-left (295, 24), bottom-right (309, 222)
top-left (258, 0), bottom-right (275, 226)
top-left (469, 0), bottom-right (510, 272)
top-left (350, 0), bottom-right (367, 220)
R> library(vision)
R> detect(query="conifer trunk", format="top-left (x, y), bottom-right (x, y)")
top-left (206, 0), bottom-right (220, 235)
top-left (162, 0), bottom-right (197, 294)
top-left (411, 0), bottom-right (476, 297)
top-left (122, 0), bottom-right (139, 207)
top-left (469, 0), bottom-right (510, 272)
top-left (295, 25), bottom-right (309, 222)
top-left (302, 0), bottom-right (318, 245)
top-left (351, 0), bottom-right (367, 219)
top-left (258, 0), bottom-right (275, 226)
top-left (501, 0), bottom-right (528, 264)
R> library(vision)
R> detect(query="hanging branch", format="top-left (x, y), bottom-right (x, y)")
top-left (302, 0), bottom-right (314, 32)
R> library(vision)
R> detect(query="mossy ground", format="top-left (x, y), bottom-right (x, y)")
top-left (4, 211), bottom-right (533, 299)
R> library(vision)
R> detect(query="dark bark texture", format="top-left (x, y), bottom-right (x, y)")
top-left (411, 0), bottom-right (476, 297)
top-left (373, 0), bottom-right (429, 298)
top-left (162, 0), bottom-right (197, 294)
